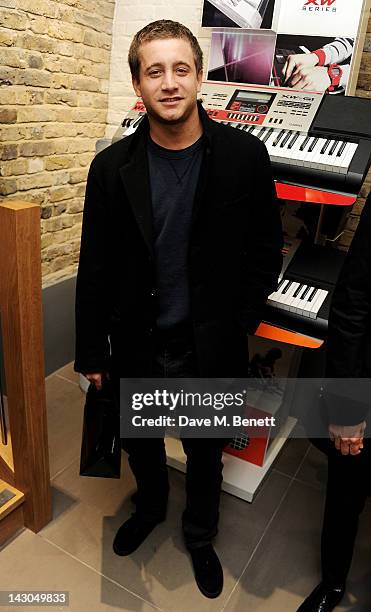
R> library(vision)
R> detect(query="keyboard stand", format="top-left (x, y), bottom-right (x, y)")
top-left (165, 414), bottom-right (298, 503)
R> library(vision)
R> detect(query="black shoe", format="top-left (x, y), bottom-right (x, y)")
top-left (189, 544), bottom-right (223, 599)
top-left (113, 514), bottom-right (163, 556)
top-left (297, 582), bottom-right (345, 611)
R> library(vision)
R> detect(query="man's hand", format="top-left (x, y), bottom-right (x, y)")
top-left (329, 421), bottom-right (366, 456)
top-left (283, 52), bottom-right (319, 83)
top-left (287, 66), bottom-right (331, 92)
top-left (85, 372), bottom-right (109, 391)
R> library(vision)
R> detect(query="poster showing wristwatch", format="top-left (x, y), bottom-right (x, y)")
top-left (202, 0), bottom-right (369, 96)
top-left (271, 34), bottom-right (353, 95)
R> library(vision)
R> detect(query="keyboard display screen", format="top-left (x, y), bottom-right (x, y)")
top-left (227, 90), bottom-right (274, 114)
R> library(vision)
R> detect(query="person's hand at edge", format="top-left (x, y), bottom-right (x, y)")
top-left (329, 421), bottom-right (366, 456)
top-left (85, 371), bottom-right (110, 391)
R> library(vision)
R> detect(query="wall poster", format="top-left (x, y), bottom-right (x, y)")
top-left (207, 29), bottom-right (277, 85)
top-left (203, 0), bottom-right (367, 95)
top-left (201, 0), bottom-right (277, 29)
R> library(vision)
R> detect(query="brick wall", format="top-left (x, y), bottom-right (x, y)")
top-left (339, 12), bottom-right (371, 249)
top-left (0, 0), bottom-right (114, 286)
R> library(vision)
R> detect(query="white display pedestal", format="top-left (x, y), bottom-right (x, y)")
top-left (165, 416), bottom-right (297, 503)
top-left (78, 334), bottom-right (300, 503)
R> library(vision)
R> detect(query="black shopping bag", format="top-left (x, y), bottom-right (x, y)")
top-left (79, 379), bottom-right (121, 478)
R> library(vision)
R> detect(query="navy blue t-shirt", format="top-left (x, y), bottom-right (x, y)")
top-left (147, 135), bottom-right (204, 329)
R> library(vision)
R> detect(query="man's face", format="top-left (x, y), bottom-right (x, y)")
top-left (132, 37), bottom-right (203, 126)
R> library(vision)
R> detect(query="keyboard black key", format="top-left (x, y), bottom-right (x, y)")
top-left (273, 130), bottom-right (285, 146)
top-left (280, 131), bottom-right (292, 148)
top-left (308, 137), bottom-right (319, 153)
top-left (301, 285), bottom-right (311, 300)
top-left (308, 287), bottom-right (318, 302)
top-left (288, 132), bottom-right (299, 149)
top-left (320, 139), bottom-right (331, 154)
top-left (299, 135), bottom-right (311, 151)
top-left (282, 280), bottom-right (293, 294)
top-left (293, 284), bottom-right (304, 298)
top-left (329, 140), bottom-right (340, 156)
top-left (262, 128), bottom-right (273, 143)
top-left (336, 140), bottom-right (347, 157)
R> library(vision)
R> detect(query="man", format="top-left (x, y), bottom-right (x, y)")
top-left (298, 191), bottom-right (371, 612)
top-left (75, 20), bottom-right (282, 599)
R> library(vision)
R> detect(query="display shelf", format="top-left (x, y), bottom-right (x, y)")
top-left (255, 322), bottom-right (323, 349)
top-left (275, 182), bottom-right (357, 206)
top-left (165, 416), bottom-right (297, 503)
top-left (0, 479), bottom-right (24, 521)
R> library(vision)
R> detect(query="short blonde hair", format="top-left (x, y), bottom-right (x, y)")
top-left (128, 19), bottom-right (203, 81)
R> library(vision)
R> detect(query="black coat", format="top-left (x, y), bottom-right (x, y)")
top-left (324, 191), bottom-right (371, 425)
top-left (74, 103), bottom-right (283, 377)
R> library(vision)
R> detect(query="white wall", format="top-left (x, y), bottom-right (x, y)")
top-left (105, 0), bottom-right (212, 139)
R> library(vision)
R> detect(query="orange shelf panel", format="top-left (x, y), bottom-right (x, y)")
top-left (255, 322), bottom-right (323, 349)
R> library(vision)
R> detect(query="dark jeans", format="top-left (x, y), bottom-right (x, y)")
top-left (316, 438), bottom-right (371, 586)
top-left (121, 326), bottom-right (229, 550)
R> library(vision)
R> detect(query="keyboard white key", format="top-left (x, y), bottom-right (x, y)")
top-left (269, 130), bottom-right (294, 163)
top-left (280, 281), bottom-right (300, 310)
top-left (268, 279), bottom-right (290, 308)
top-left (300, 286), bottom-right (319, 316)
top-left (269, 280), bottom-right (298, 311)
top-left (307, 288), bottom-right (327, 318)
top-left (264, 129), bottom-right (281, 155)
top-left (338, 142), bottom-right (358, 174)
top-left (306, 138), bottom-right (328, 170)
top-left (330, 141), bottom-right (349, 174)
top-left (268, 278), bottom-right (329, 319)
top-left (289, 284), bottom-right (309, 314)
top-left (315, 139), bottom-right (338, 171)
top-left (302, 138), bottom-right (320, 168)
top-left (256, 127), bottom-right (268, 140)
top-left (251, 126), bottom-right (262, 138)
top-left (293, 135), bottom-right (313, 166)
top-left (287, 134), bottom-right (307, 166)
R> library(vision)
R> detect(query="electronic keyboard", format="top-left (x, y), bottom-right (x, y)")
top-left (217, 119), bottom-right (366, 197)
top-left (117, 82), bottom-right (371, 199)
top-left (203, 83), bottom-right (371, 197)
top-left (263, 242), bottom-right (346, 339)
